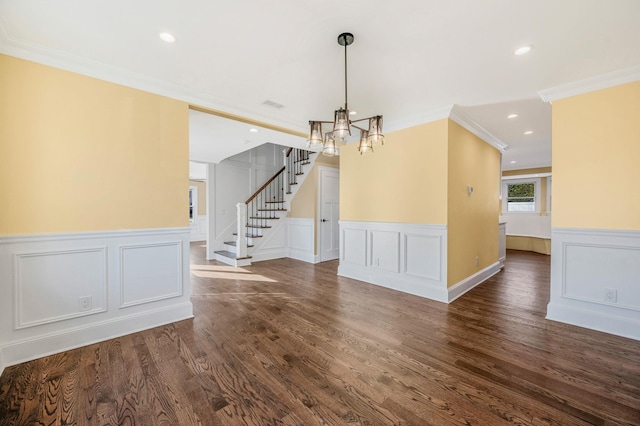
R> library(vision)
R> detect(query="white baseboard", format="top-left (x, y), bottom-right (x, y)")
top-left (547, 301), bottom-right (640, 341)
top-left (448, 261), bottom-right (502, 303)
top-left (338, 262), bottom-right (449, 302)
top-left (548, 227), bottom-right (640, 341)
top-left (0, 227), bottom-right (193, 371)
top-left (250, 248), bottom-right (288, 263)
top-left (287, 247), bottom-right (317, 263)
top-left (1, 302), bottom-right (193, 369)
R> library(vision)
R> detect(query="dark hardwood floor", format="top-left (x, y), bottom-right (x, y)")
top-left (1, 246), bottom-right (639, 425)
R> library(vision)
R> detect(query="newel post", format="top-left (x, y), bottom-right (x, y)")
top-left (236, 202), bottom-right (247, 258)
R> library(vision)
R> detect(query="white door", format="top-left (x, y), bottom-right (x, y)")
top-left (319, 167), bottom-right (340, 262)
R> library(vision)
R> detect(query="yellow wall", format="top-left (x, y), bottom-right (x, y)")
top-left (190, 180), bottom-right (207, 216)
top-left (447, 121), bottom-right (500, 286)
top-left (340, 119), bottom-right (448, 224)
top-left (289, 154), bottom-right (339, 219)
top-left (0, 55), bottom-right (189, 235)
top-left (553, 81), bottom-right (640, 230)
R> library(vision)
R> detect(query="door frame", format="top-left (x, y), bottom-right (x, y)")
top-left (317, 166), bottom-right (340, 262)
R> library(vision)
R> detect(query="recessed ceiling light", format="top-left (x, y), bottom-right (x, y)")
top-left (524, 130), bottom-right (533, 135)
top-left (507, 113), bottom-right (518, 119)
top-left (510, 160), bottom-right (517, 164)
top-left (349, 111), bottom-right (357, 115)
top-left (159, 32), bottom-right (176, 43)
top-left (514, 45), bottom-right (533, 56)
top-left (249, 128), bottom-right (258, 133)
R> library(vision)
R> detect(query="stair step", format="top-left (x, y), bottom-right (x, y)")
top-left (249, 216), bottom-right (279, 220)
top-left (233, 233), bottom-right (263, 238)
top-left (265, 201), bottom-right (285, 204)
top-left (246, 225), bottom-right (272, 229)
top-left (224, 241), bottom-right (254, 248)
top-left (214, 250), bottom-right (252, 260)
top-left (258, 208), bottom-right (287, 212)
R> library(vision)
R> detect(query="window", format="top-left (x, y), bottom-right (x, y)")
top-left (502, 179), bottom-right (539, 213)
top-left (189, 186), bottom-right (198, 222)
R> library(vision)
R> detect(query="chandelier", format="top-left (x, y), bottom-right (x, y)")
top-left (307, 32), bottom-right (384, 156)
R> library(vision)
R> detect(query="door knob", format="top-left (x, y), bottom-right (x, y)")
top-left (322, 219), bottom-right (329, 222)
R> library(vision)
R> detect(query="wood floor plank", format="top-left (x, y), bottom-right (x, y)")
top-left (1, 248), bottom-right (639, 425)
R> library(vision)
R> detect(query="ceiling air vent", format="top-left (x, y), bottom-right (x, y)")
top-left (262, 100), bottom-right (285, 109)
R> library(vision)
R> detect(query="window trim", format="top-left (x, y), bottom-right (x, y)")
top-left (501, 178), bottom-right (541, 214)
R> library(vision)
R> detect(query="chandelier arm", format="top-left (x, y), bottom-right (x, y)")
top-left (350, 123), bottom-right (368, 132)
top-left (349, 117), bottom-right (376, 124)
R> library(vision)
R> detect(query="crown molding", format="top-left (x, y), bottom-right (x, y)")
top-left (449, 106), bottom-right (509, 153)
top-left (385, 105), bottom-right (509, 153)
top-left (538, 64), bottom-right (640, 103)
top-left (1, 22), bottom-right (506, 151)
top-left (383, 105), bottom-right (454, 133)
top-left (0, 26), bottom-right (309, 135)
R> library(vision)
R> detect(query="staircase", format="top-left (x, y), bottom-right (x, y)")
top-left (214, 148), bottom-right (315, 266)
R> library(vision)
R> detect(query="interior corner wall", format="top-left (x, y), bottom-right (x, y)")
top-left (289, 154), bottom-right (339, 256)
top-left (548, 80), bottom-right (640, 340)
top-left (338, 120), bottom-right (450, 303)
top-left (0, 54), bottom-right (193, 371)
top-left (446, 120), bottom-right (501, 289)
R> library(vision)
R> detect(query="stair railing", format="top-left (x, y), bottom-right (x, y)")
top-left (235, 148), bottom-right (312, 255)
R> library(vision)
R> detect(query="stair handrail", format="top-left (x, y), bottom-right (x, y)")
top-left (244, 166), bottom-right (286, 205)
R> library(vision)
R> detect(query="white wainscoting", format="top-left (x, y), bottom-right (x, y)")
top-left (338, 221), bottom-right (449, 302)
top-left (189, 215), bottom-right (207, 242)
top-left (287, 218), bottom-right (316, 263)
top-left (547, 228), bottom-right (640, 341)
top-left (15, 247), bottom-right (108, 329)
top-left (120, 242), bottom-right (183, 307)
top-left (249, 216), bottom-right (288, 263)
top-left (0, 227), bottom-right (193, 375)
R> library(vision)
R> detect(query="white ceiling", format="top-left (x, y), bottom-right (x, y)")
top-left (2, 1), bottom-right (639, 170)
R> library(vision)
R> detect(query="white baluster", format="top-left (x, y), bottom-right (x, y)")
top-left (283, 149), bottom-right (290, 195)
